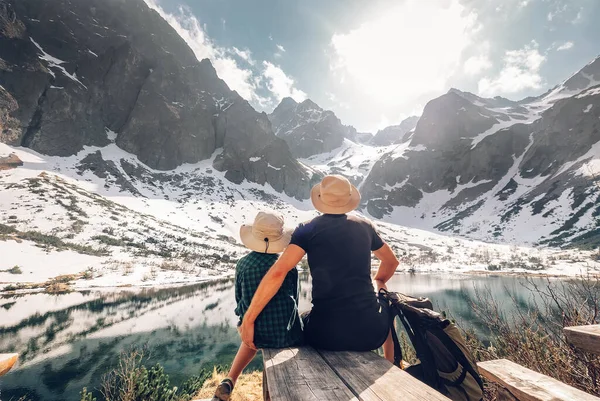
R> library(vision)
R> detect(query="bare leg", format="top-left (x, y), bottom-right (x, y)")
top-left (382, 329), bottom-right (395, 364)
top-left (227, 342), bottom-right (258, 384)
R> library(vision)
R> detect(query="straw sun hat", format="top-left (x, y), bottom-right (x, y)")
top-left (240, 211), bottom-right (292, 254)
top-left (311, 174), bottom-right (361, 215)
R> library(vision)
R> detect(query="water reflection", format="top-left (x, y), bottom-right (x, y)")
top-left (0, 273), bottom-right (552, 401)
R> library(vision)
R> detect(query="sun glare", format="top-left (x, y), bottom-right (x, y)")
top-left (331, 0), bottom-right (476, 105)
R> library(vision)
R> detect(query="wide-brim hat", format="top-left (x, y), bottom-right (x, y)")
top-left (240, 211), bottom-right (292, 254)
top-left (311, 174), bottom-right (361, 215)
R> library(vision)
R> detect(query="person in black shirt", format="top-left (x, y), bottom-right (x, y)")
top-left (239, 175), bottom-right (399, 361)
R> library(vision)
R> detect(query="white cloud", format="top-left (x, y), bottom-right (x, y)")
top-left (556, 41), bottom-right (574, 51)
top-left (518, 0), bottom-right (532, 8)
top-left (232, 47), bottom-right (255, 66)
top-left (262, 61), bottom-right (307, 102)
top-left (329, 0), bottom-right (477, 105)
top-left (547, 3), bottom-right (568, 22)
top-left (276, 44), bottom-right (286, 53)
top-left (463, 42), bottom-right (492, 76)
top-left (464, 54), bottom-right (493, 76)
top-left (572, 8), bottom-right (583, 24)
top-left (478, 41), bottom-right (546, 96)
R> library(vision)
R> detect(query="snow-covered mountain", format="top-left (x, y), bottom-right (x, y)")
top-left (362, 57), bottom-right (600, 247)
top-left (268, 97), bottom-right (359, 158)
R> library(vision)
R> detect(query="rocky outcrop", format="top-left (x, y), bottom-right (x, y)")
top-left (268, 97), bottom-right (357, 158)
top-left (371, 116), bottom-right (419, 146)
top-left (0, 153), bottom-right (22, 170)
top-left (0, 0), bottom-right (311, 199)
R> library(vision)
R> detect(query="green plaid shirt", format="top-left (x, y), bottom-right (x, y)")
top-left (235, 251), bottom-right (303, 348)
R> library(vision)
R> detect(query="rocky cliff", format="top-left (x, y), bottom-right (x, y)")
top-left (0, 0), bottom-right (311, 198)
top-left (370, 116), bottom-right (419, 146)
top-left (268, 97), bottom-right (358, 158)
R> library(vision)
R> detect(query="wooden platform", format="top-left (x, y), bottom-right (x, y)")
top-left (564, 324), bottom-right (600, 355)
top-left (0, 353), bottom-right (18, 376)
top-left (263, 347), bottom-right (451, 401)
top-left (478, 359), bottom-right (600, 401)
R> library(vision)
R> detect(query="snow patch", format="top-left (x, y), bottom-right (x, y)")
top-left (105, 128), bottom-right (118, 142)
top-left (29, 37), bottom-right (87, 88)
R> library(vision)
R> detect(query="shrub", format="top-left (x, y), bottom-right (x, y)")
top-left (92, 235), bottom-right (126, 247)
top-left (0, 223), bottom-right (17, 234)
top-left (82, 268), bottom-right (95, 280)
top-left (8, 265), bottom-right (22, 274)
top-left (89, 349), bottom-right (209, 401)
top-left (79, 388), bottom-right (96, 401)
top-left (467, 274), bottom-right (600, 398)
top-left (486, 264), bottom-right (501, 271)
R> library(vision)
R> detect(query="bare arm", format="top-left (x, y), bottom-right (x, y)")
top-left (373, 243), bottom-right (399, 291)
top-left (240, 244), bottom-right (306, 349)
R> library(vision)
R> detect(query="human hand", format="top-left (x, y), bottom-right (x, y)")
top-left (375, 279), bottom-right (387, 292)
top-left (240, 319), bottom-right (257, 350)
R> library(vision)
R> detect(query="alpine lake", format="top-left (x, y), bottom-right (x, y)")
top-left (0, 273), bottom-right (561, 401)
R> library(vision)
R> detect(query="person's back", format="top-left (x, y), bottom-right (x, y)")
top-left (291, 213), bottom-right (390, 351)
top-left (235, 251), bottom-right (302, 348)
top-left (292, 214), bottom-right (381, 313)
top-left (212, 211), bottom-right (301, 401)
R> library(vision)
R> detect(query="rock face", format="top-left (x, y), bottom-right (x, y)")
top-left (362, 57), bottom-right (600, 246)
top-left (268, 97), bottom-right (358, 158)
top-left (371, 116), bottom-right (419, 146)
top-left (0, 0), bottom-right (311, 198)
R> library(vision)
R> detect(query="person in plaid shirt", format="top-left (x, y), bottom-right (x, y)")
top-left (212, 211), bottom-right (303, 401)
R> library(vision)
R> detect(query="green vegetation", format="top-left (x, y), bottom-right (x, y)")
top-left (92, 234), bottom-right (127, 247)
top-left (0, 223), bottom-right (108, 256)
top-left (7, 265), bottom-right (22, 274)
top-left (79, 349), bottom-right (216, 401)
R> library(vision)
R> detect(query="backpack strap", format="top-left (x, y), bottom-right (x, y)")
top-left (390, 315), bottom-right (403, 367)
top-left (380, 291), bottom-right (403, 367)
top-left (429, 327), bottom-right (484, 392)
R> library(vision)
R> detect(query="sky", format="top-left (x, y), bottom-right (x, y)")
top-left (146, 0), bottom-right (600, 133)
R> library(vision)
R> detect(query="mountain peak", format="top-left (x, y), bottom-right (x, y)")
top-left (371, 116), bottom-right (419, 146)
top-left (280, 97), bottom-right (298, 107)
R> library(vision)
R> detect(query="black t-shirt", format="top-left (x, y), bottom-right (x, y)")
top-left (290, 213), bottom-right (384, 314)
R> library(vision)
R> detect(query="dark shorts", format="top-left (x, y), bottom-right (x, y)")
top-left (301, 295), bottom-right (391, 352)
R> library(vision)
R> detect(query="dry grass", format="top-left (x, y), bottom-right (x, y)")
top-left (195, 369), bottom-right (263, 401)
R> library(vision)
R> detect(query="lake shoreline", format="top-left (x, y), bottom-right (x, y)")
top-left (2, 266), bottom-right (598, 296)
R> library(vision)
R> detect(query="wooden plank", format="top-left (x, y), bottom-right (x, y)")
top-left (478, 359), bottom-right (600, 401)
top-left (564, 325), bottom-right (600, 355)
top-left (263, 347), bottom-right (359, 401)
top-left (319, 350), bottom-right (451, 401)
top-left (0, 353), bottom-right (18, 376)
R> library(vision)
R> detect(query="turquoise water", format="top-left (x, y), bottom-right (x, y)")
top-left (0, 273), bottom-right (551, 401)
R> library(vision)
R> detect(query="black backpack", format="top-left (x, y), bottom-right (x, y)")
top-left (380, 289), bottom-right (484, 401)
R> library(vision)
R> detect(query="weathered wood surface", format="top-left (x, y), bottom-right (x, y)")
top-left (263, 347), bottom-right (358, 401)
top-left (564, 324), bottom-right (600, 355)
top-left (478, 359), bottom-right (600, 401)
top-left (0, 353), bottom-right (18, 376)
top-left (319, 350), bottom-right (451, 401)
